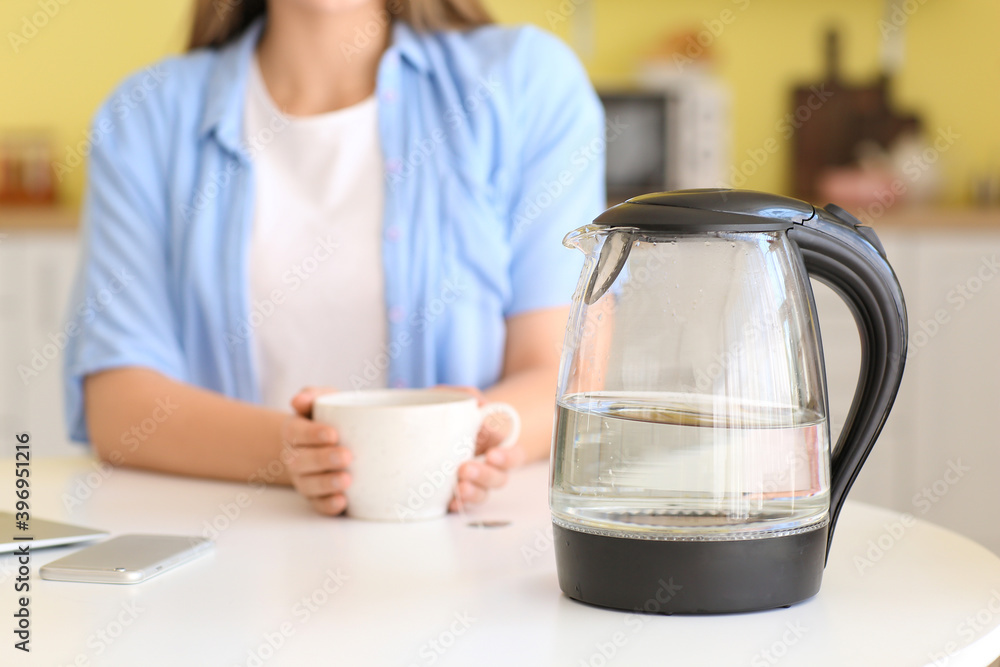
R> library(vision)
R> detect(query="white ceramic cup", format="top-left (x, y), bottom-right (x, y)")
top-left (312, 389), bottom-right (521, 521)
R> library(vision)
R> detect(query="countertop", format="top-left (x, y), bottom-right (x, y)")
top-left (3, 205), bottom-right (1000, 232)
top-left (1, 457), bottom-right (999, 666)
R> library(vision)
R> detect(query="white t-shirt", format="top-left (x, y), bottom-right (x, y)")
top-left (244, 57), bottom-right (388, 412)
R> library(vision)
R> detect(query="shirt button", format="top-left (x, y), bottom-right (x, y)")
top-left (386, 226), bottom-right (401, 242)
top-left (385, 158), bottom-right (403, 174)
top-left (388, 306), bottom-right (405, 323)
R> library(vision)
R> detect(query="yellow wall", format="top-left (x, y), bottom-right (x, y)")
top-left (486, 0), bottom-right (1000, 205)
top-left (0, 0), bottom-right (191, 207)
top-left (2, 0), bottom-right (997, 206)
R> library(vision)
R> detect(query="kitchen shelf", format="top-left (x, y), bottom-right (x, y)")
top-left (3, 204), bottom-right (999, 232)
top-left (872, 206), bottom-right (1000, 230)
top-left (0, 205), bottom-right (79, 230)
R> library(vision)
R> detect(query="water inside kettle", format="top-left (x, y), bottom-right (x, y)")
top-left (550, 391), bottom-right (830, 539)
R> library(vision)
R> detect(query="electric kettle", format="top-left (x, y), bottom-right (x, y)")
top-left (550, 189), bottom-right (907, 614)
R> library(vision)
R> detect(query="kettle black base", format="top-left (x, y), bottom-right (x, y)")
top-left (552, 522), bottom-right (828, 614)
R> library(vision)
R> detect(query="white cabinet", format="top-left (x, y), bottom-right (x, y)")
top-left (816, 217), bottom-right (1000, 555)
top-left (0, 227), bottom-right (81, 458)
top-left (900, 231), bottom-right (1000, 554)
top-left (0, 237), bottom-right (29, 450)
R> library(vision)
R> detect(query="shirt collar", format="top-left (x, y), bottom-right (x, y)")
top-left (391, 20), bottom-right (430, 74)
top-left (200, 17), bottom-right (429, 154)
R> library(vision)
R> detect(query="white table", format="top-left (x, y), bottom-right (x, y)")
top-left (2, 457), bottom-right (999, 667)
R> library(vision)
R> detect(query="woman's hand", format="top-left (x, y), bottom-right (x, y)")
top-left (443, 386), bottom-right (526, 512)
top-left (449, 442), bottom-right (527, 512)
top-left (284, 386), bottom-right (352, 516)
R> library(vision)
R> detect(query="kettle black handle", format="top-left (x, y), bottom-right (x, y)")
top-left (788, 205), bottom-right (908, 561)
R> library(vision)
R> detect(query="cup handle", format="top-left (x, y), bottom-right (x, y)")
top-left (477, 402), bottom-right (522, 452)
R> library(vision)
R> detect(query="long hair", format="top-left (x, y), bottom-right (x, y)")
top-left (188, 0), bottom-right (493, 50)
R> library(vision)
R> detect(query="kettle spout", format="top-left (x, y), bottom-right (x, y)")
top-left (567, 226), bottom-right (639, 305)
top-left (563, 224), bottom-right (604, 254)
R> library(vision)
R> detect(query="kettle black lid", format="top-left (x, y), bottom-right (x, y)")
top-left (595, 189), bottom-right (816, 232)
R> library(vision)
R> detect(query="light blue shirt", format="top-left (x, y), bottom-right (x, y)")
top-left (63, 19), bottom-right (605, 443)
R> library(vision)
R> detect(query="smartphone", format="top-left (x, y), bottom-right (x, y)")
top-left (39, 534), bottom-right (213, 584)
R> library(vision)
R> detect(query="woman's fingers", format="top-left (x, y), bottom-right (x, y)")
top-left (309, 493), bottom-right (348, 516)
top-left (290, 385), bottom-right (338, 417)
top-left (281, 400), bottom-right (347, 517)
top-left (476, 412), bottom-right (518, 454)
top-left (282, 415), bottom-right (338, 447)
top-left (454, 480), bottom-right (487, 505)
top-left (458, 460), bottom-right (507, 490)
top-left (287, 445), bottom-right (351, 476)
top-left (449, 446), bottom-right (526, 510)
top-left (293, 470), bottom-right (352, 498)
top-left (288, 449), bottom-right (352, 516)
top-left (485, 444), bottom-right (526, 470)
top-left (451, 460), bottom-right (505, 509)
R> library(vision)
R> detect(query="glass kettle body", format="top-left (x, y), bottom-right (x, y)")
top-left (550, 190), bottom-right (907, 614)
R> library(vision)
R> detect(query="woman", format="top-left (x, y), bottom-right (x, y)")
top-left (63, 0), bottom-right (604, 515)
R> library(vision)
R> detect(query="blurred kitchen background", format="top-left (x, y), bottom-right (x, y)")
top-left (1, 1), bottom-right (999, 553)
